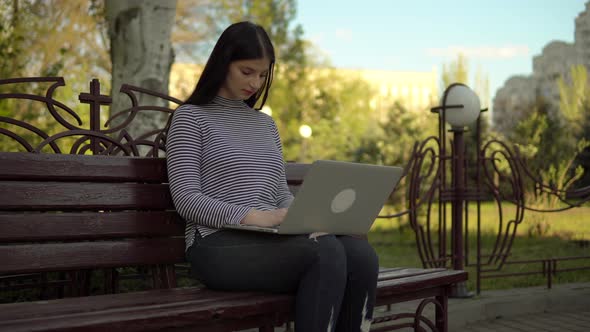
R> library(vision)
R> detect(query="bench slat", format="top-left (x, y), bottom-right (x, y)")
top-left (0, 270), bottom-right (468, 319)
top-left (0, 152), bottom-right (308, 184)
top-left (377, 270), bottom-right (468, 296)
top-left (0, 182), bottom-right (173, 210)
top-left (0, 288), bottom-right (265, 321)
top-left (0, 211), bottom-right (184, 241)
top-left (377, 267), bottom-right (446, 281)
top-left (0, 291), bottom-right (293, 332)
top-left (0, 269), bottom-right (468, 332)
top-left (0, 152), bottom-right (167, 182)
top-left (0, 239), bottom-right (185, 274)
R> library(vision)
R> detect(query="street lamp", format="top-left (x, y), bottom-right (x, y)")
top-left (440, 83), bottom-right (481, 129)
top-left (260, 105), bottom-right (272, 116)
top-left (432, 83), bottom-right (482, 298)
top-left (299, 124), bottom-right (312, 162)
top-left (299, 124), bottom-right (312, 138)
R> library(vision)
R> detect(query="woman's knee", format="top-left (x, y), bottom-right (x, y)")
top-left (316, 235), bottom-right (348, 277)
top-left (339, 236), bottom-right (379, 277)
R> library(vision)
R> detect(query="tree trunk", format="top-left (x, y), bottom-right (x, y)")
top-left (105, 0), bottom-right (176, 144)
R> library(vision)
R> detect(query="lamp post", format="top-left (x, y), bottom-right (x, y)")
top-left (431, 83), bottom-right (482, 298)
top-left (299, 124), bottom-right (312, 162)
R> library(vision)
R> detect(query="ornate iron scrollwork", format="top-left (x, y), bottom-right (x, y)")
top-left (0, 77), bottom-right (181, 156)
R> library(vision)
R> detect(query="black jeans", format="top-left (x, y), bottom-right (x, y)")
top-left (186, 230), bottom-right (379, 332)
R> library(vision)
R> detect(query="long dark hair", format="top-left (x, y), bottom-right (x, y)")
top-left (184, 21), bottom-right (275, 109)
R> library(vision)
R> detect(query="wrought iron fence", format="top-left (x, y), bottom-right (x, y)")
top-left (0, 76), bottom-right (178, 156)
top-left (1, 77), bottom-right (589, 297)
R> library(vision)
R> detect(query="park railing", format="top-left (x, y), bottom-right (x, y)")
top-left (0, 77), bottom-right (177, 156)
top-left (380, 95), bottom-right (590, 294)
top-left (1, 76), bottom-right (589, 296)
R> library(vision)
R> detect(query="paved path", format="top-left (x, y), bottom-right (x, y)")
top-left (242, 282), bottom-right (590, 331)
top-left (371, 282), bottom-right (590, 331)
top-left (461, 311), bottom-right (590, 331)
top-left (448, 282), bottom-right (590, 331)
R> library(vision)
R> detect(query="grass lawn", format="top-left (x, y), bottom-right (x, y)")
top-left (369, 201), bottom-right (590, 292)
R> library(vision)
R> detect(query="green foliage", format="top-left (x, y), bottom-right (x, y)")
top-left (0, 0), bottom-right (111, 152)
top-left (442, 53), bottom-right (469, 87)
top-left (0, 1), bottom-right (25, 80)
top-left (557, 65), bottom-right (590, 188)
top-left (508, 99), bottom-right (578, 206)
top-left (558, 64), bottom-right (588, 137)
top-left (354, 101), bottom-right (434, 166)
top-left (0, 0), bottom-right (110, 81)
top-left (270, 67), bottom-right (377, 162)
top-left (353, 102), bottom-right (437, 226)
top-left (497, 77), bottom-right (590, 208)
top-left (512, 108), bottom-right (547, 158)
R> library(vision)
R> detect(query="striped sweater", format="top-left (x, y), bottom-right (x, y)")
top-left (166, 96), bottom-right (294, 250)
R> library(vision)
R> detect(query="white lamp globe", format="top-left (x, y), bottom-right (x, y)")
top-left (260, 105), bottom-right (272, 116)
top-left (443, 84), bottom-right (481, 128)
top-left (299, 124), bottom-right (312, 138)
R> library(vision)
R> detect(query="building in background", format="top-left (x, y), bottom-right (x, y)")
top-left (493, 2), bottom-right (590, 134)
top-left (335, 68), bottom-right (439, 121)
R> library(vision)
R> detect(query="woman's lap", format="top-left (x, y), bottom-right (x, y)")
top-left (186, 230), bottom-right (376, 294)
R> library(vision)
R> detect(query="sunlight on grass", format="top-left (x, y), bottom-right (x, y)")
top-left (369, 201), bottom-right (590, 291)
top-left (372, 201), bottom-right (590, 240)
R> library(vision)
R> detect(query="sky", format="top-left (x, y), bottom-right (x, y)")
top-left (294, 0), bottom-right (587, 105)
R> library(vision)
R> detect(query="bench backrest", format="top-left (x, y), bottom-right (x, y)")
top-left (0, 152), bottom-right (309, 279)
top-left (0, 152), bottom-right (184, 279)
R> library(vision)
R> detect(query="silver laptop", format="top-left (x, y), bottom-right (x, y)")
top-left (224, 160), bottom-right (403, 235)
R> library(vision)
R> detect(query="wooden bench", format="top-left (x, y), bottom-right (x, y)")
top-left (0, 151), bottom-right (467, 332)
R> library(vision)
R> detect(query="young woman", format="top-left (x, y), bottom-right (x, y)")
top-left (166, 21), bottom-right (378, 332)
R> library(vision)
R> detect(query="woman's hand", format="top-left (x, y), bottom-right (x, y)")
top-left (241, 208), bottom-right (287, 227)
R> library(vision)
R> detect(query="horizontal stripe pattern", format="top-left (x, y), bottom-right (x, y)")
top-left (166, 96), bottom-right (293, 250)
